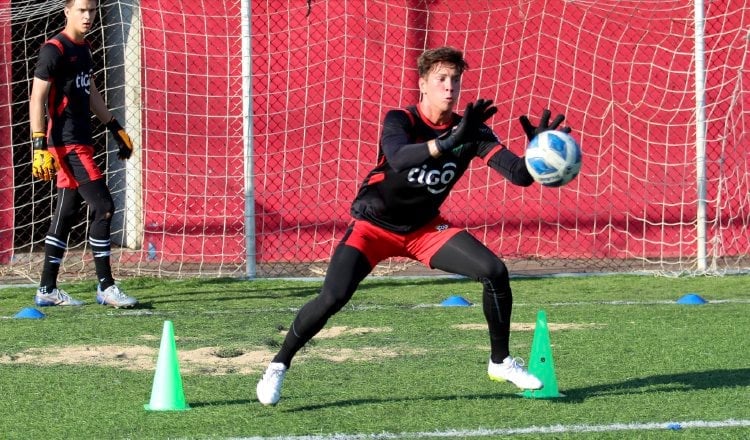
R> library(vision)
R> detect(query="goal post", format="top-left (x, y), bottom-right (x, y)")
top-left (0, 0), bottom-right (748, 282)
top-left (241, 0), bottom-right (257, 278)
top-left (693, 0), bottom-right (709, 272)
top-left (101, 0), bottom-right (144, 251)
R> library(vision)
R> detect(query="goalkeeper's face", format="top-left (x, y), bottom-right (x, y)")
top-left (65, 0), bottom-right (98, 38)
top-left (419, 62), bottom-right (462, 114)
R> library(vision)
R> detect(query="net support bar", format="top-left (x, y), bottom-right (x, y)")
top-left (242, 0), bottom-right (257, 278)
top-left (124, 0), bottom-right (144, 250)
top-left (693, 0), bottom-right (708, 272)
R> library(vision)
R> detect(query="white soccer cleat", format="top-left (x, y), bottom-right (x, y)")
top-left (488, 356), bottom-right (543, 390)
top-left (96, 284), bottom-right (138, 308)
top-left (35, 288), bottom-right (84, 307)
top-left (256, 362), bottom-right (287, 406)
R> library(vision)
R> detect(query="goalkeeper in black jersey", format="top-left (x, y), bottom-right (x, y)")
top-left (28, 0), bottom-right (137, 308)
top-left (257, 46), bottom-right (571, 405)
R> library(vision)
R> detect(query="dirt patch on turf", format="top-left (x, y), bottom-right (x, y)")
top-left (0, 344), bottom-right (410, 376)
top-left (452, 322), bottom-right (604, 331)
top-left (0, 326), bottom-right (408, 375)
top-left (0, 323), bottom-right (595, 375)
top-left (293, 326), bottom-right (392, 338)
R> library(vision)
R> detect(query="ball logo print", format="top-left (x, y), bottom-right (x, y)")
top-left (525, 130), bottom-right (582, 187)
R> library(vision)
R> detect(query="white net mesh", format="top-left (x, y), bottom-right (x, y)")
top-left (0, 0), bottom-right (748, 282)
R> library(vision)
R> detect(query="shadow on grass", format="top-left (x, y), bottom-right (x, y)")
top-left (559, 368), bottom-right (750, 403)
top-left (187, 399), bottom-right (256, 408)
top-left (279, 392), bottom-right (520, 412)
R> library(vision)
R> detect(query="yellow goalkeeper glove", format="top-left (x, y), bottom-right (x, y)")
top-left (31, 132), bottom-right (58, 181)
top-left (106, 117), bottom-right (134, 160)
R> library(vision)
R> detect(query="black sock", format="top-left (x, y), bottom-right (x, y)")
top-left (40, 235), bottom-right (67, 291)
top-left (90, 236), bottom-right (114, 289)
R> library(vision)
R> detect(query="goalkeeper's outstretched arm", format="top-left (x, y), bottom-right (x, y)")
top-left (487, 147), bottom-right (534, 187)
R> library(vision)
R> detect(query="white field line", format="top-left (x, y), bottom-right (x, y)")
top-left (230, 419), bottom-right (750, 440)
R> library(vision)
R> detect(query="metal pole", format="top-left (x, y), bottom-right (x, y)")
top-left (693, 0), bottom-right (708, 272)
top-left (241, 0), bottom-right (256, 278)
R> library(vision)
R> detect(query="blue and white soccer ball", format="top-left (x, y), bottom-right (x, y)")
top-left (525, 130), bottom-right (582, 187)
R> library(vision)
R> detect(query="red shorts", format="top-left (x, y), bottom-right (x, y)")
top-left (342, 216), bottom-right (462, 268)
top-left (49, 144), bottom-right (103, 189)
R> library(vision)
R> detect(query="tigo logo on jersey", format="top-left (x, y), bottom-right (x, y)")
top-left (435, 223), bottom-right (449, 232)
top-left (75, 71), bottom-right (91, 95)
top-left (407, 162), bottom-right (457, 194)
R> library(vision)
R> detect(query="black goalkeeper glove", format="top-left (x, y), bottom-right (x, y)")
top-left (435, 99), bottom-right (497, 153)
top-left (519, 109), bottom-right (571, 142)
top-left (106, 117), bottom-right (134, 160)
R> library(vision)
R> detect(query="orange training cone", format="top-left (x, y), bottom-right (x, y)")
top-left (144, 320), bottom-right (190, 411)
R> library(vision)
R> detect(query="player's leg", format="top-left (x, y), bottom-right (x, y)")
top-left (429, 231), bottom-right (541, 389)
top-left (77, 179), bottom-right (137, 308)
top-left (277, 244), bottom-right (372, 366)
top-left (257, 243), bottom-right (373, 405)
top-left (35, 188), bottom-right (85, 306)
top-left (430, 231), bottom-right (513, 360)
top-left (77, 179), bottom-right (114, 288)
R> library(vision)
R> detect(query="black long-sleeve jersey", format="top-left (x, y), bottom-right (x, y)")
top-left (351, 105), bottom-right (534, 233)
top-left (34, 31), bottom-right (95, 146)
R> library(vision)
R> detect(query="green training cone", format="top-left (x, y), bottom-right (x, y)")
top-left (520, 310), bottom-right (565, 399)
top-left (144, 320), bottom-right (190, 411)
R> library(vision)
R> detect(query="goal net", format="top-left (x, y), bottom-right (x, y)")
top-left (1, 0), bottom-right (748, 282)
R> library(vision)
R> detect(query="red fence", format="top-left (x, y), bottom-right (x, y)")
top-left (2, 1), bottom-right (748, 277)
top-left (0, 0), bottom-right (12, 264)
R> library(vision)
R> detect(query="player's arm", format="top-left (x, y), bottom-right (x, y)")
top-left (28, 77), bottom-right (57, 181)
top-left (89, 80), bottom-right (113, 124)
top-left (383, 100), bottom-right (496, 171)
top-left (380, 110), bottom-right (434, 172)
top-left (29, 77), bottom-right (50, 135)
top-left (90, 81), bottom-right (134, 160)
top-left (484, 143), bottom-right (534, 187)
top-left (484, 109), bottom-right (572, 186)
top-left (429, 99), bottom-right (497, 159)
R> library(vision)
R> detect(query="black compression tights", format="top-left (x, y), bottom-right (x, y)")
top-left (47, 179), bottom-right (114, 242)
top-left (273, 244), bottom-right (372, 367)
top-left (430, 231), bottom-right (513, 363)
top-left (40, 179), bottom-right (115, 289)
top-left (273, 231), bottom-right (513, 368)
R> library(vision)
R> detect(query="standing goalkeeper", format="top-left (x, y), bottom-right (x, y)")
top-left (256, 46), bottom-right (571, 405)
top-left (28, 0), bottom-right (137, 308)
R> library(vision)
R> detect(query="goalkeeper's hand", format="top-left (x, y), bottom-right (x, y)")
top-left (519, 109), bottom-right (571, 142)
top-left (436, 99), bottom-right (497, 153)
top-left (31, 133), bottom-right (58, 181)
top-left (106, 118), bottom-right (134, 160)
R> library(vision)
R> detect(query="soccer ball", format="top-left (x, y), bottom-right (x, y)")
top-left (525, 130), bottom-right (582, 187)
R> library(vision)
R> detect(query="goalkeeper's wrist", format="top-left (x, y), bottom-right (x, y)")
top-left (106, 117), bottom-right (122, 132)
top-left (435, 137), bottom-right (454, 153)
top-left (32, 132), bottom-right (47, 150)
